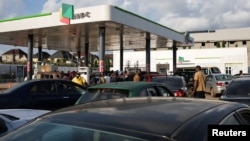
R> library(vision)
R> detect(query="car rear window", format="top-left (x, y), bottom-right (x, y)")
top-left (226, 80), bottom-right (250, 96)
top-left (153, 78), bottom-right (184, 87)
top-left (88, 88), bottom-right (129, 95)
top-left (215, 75), bottom-right (233, 81)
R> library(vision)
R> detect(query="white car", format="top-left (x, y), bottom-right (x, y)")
top-left (205, 74), bottom-right (233, 97)
top-left (0, 109), bottom-right (50, 136)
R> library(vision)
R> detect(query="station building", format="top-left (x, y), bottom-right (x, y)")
top-left (112, 27), bottom-right (250, 75)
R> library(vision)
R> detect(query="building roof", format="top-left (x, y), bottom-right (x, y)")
top-left (2, 49), bottom-right (27, 56)
top-left (33, 52), bottom-right (51, 59)
top-left (190, 27), bottom-right (250, 42)
top-left (50, 50), bottom-right (74, 59)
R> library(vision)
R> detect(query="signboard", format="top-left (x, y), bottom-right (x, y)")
top-left (16, 66), bottom-right (24, 77)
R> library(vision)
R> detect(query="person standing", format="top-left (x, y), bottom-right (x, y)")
top-left (133, 69), bottom-right (141, 82)
top-left (191, 65), bottom-right (206, 98)
top-left (239, 70), bottom-right (243, 76)
top-left (72, 72), bottom-right (88, 87)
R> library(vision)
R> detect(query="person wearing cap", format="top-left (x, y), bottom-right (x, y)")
top-left (72, 72), bottom-right (88, 87)
top-left (191, 65), bottom-right (206, 98)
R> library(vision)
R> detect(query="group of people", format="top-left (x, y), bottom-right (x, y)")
top-left (88, 69), bottom-right (144, 86)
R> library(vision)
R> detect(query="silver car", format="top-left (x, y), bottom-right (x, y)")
top-left (0, 109), bottom-right (50, 136)
top-left (205, 74), bottom-right (233, 97)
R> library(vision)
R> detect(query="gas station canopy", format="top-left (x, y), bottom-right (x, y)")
top-left (0, 5), bottom-right (192, 52)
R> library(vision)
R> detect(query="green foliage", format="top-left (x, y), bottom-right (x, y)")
top-left (222, 40), bottom-right (226, 48)
top-left (216, 42), bottom-right (221, 48)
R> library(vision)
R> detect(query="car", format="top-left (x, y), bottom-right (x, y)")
top-left (205, 74), bottom-right (233, 97)
top-left (151, 75), bottom-right (189, 97)
top-left (75, 81), bottom-right (174, 104)
top-left (220, 77), bottom-right (250, 105)
top-left (1, 97), bottom-right (250, 141)
top-left (173, 71), bottom-right (194, 88)
top-left (175, 66), bottom-right (221, 76)
top-left (233, 73), bottom-right (250, 79)
top-left (0, 79), bottom-right (87, 111)
top-left (0, 109), bottom-right (50, 136)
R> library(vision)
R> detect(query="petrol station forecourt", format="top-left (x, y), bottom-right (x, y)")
top-left (0, 4), bottom-right (192, 80)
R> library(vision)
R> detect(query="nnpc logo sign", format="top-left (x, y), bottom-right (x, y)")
top-left (59, 3), bottom-right (74, 25)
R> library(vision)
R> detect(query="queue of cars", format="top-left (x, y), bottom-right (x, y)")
top-left (0, 70), bottom-right (250, 140)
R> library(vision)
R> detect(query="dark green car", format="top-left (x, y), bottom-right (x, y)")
top-left (75, 81), bottom-right (174, 104)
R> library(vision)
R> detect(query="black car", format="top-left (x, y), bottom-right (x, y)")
top-left (152, 76), bottom-right (189, 97)
top-left (220, 77), bottom-right (250, 105)
top-left (1, 97), bottom-right (250, 141)
top-left (0, 79), bottom-right (86, 111)
top-left (173, 70), bottom-right (194, 87)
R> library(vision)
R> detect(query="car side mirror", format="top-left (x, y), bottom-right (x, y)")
top-left (0, 118), bottom-right (7, 134)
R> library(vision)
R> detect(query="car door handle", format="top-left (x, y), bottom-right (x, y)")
top-left (63, 96), bottom-right (70, 99)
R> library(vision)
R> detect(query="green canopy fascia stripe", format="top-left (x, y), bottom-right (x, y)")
top-left (0, 13), bottom-right (51, 23)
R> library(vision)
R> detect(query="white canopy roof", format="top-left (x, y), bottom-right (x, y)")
top-left (0, 5), bottom-right (189, 52)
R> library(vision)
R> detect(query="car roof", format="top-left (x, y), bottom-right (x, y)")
top-left (208, 73), bottom-right (232, 76)
top-left (232, 77), bottom-right (250, 81)
top-left (153, 75), bottom-right (184, 79)
top-left (43, 97), bottom-right (248, 139)
top-left (87, 81), bottom-right (163, 90)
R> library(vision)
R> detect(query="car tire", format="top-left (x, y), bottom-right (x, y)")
top-left (210, 88), bottom-right (216, 97)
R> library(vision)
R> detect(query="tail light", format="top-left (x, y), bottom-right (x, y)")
top-left (216, 82), bottom-right (224, 86)
top-left (174, 90), bottom-right (185, 97)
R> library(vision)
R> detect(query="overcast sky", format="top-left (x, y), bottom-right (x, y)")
top-left (1, 0), bottom-right (250, 54)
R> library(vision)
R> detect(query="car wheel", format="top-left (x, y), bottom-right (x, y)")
top-left (210, 88), bottom-right (216, 97)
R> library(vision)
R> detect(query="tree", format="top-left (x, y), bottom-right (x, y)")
top-left (222, 40), bottom-right (226, 48)
top-left (104, 56), bottom-right (111, 71)
top-left (216, 42), bottom-right (221, 48)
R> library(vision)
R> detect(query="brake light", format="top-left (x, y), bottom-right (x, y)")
top-left (216, 82), bottom-right (224, 86)
top-left (174, 90), bottom-right (185, 97)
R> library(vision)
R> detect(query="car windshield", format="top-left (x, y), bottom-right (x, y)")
top-left (210, 67), bottom-right (221, 73)
top-left (1, 121), bottom-right (148, 141)
top-left (226, 80), bottom-right (250, 96)
top-left (215, 75), bottom-right (233, 81)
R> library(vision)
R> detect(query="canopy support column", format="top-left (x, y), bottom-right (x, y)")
top-left (146, 32), bottom-right (151, 76)
top-left (119, 26), bottom-right (124, 71)
top-left (172, 41), bottom-right (177, 73)
top-left (27, 34), bottom-right (33, 81)
top-left (99, 27), bottom-right (105, 73)
top-left (38, 46), bottom-right (42, 62)
top-left (84, 43), bottom-right (89, 67)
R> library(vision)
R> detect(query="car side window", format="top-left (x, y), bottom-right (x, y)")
top-left (158, 86), bottom-right (171, 97)
top-left (206, 75), bottom-right (212, 81)
top-left (139, 89), bottom-right (148, 96)
top-left (220, 115), bottom-right (241, 125)
top-left (29, 82), bottom-right (56, 95)
top-left (146, 87), bottom-right (158, 96)
top-left (238, 110), bottom-right (250, 124)
top-left (56, 82), bottom-right (85, 95)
